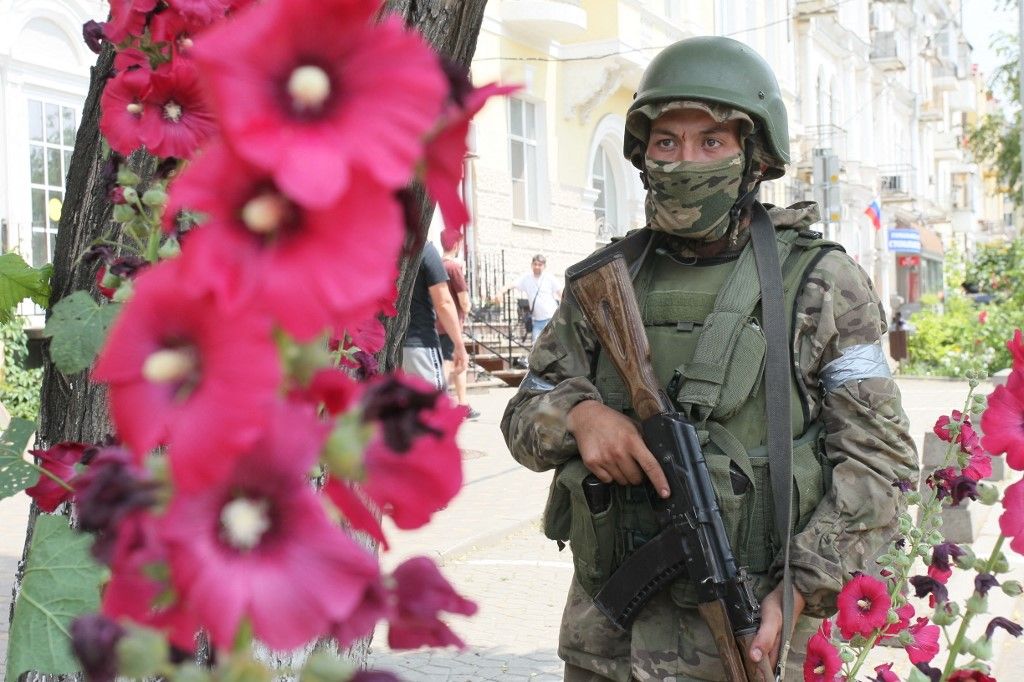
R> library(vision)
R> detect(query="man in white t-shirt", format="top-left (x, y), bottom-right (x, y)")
top-left (515, 254), bottom-right (562, 343)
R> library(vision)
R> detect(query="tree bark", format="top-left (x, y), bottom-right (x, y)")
top-left (11, 0), bottom-right (488, 678)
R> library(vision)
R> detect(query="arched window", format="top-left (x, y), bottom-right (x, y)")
top-left (592, 146), bottom-right (621, 241)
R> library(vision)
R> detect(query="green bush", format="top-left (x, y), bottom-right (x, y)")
top-left (901, 293), bottom-right (1024, 378)
top-left (1, 318), bottom-right (43, 422)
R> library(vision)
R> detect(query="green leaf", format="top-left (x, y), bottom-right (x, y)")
top-left (0, 253), bottom-right (51, 323)
top-left (42, 291), bottom-right (121, 374)
top-left (5, 514), bottom-right (103, 679)
top-left (0, 417), bottom-right (38, 500)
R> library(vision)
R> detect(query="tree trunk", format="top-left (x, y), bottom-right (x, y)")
top-left (11, 1), bottom-right (488, 678)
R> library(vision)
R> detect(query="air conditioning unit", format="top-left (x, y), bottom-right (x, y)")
top-left (881, 174), bottom-right (904, 193)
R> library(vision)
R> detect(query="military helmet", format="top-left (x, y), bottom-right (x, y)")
top-left (624, 36), bottom-right (790, 178)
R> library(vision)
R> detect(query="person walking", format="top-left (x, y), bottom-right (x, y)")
top-left (437, 239), bottom-right (480, 419)
top-left (496, 254), bottom-right (562, 344)
top-left (500, 36), bottom-right (917, 682)
top-left (402, 241), bottom-right (467, 391)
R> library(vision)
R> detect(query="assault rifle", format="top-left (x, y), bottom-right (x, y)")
top-left (566, 250), bottom-right (773, 682)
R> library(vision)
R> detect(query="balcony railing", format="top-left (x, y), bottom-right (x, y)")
top-left (499, 0), bottom-right (587, 41)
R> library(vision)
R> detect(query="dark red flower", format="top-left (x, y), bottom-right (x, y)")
top-left (975, 573), bottom-right (1000, 596)
top-left (803, 619), bottom-right (841, 682)
top-left (909, 575), bottom-right (949, 604)
top-left (72, 447), bottom-right (158, 564)
top-left (70, 613), bottom-right (125, 682)
top-left (24, 442), bottom-right (88, 512)
top-left (387, 556), bottom-right (477, 649)
top-left (985, 616), bottom-right (1023, 639)
top-left (164, 140), bottom-right (405, 340)
top-left (82, 20), bottom-right (106, 53)
top-left (190, 0), bottom-right (447, 208)
top-left (92, 257), bottom-right (282, 491)
top-left (914, 663), bottom-right (942, 682)
top-left (927, 542), bottom-right (965, 585)
top-left (948, 671), bottom-right (995, 682)
top-left (836, 573), bottom-right (892, 639)
top-left (160, 401), bottom-right (380, 651)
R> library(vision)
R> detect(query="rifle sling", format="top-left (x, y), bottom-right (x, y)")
top-left (748, 201), bottom-right (794, 678)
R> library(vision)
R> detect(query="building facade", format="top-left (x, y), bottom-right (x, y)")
top-left (1, 0), bottom-right (105, 326)
top-left (457, 0), bottom-right (1006, 318)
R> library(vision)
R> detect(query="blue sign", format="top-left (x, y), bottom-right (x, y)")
top-left (887, 228), bottom-right (921, 254)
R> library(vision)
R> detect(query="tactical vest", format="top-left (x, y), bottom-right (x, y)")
top-left (544, 224), bottom-right (840, 605)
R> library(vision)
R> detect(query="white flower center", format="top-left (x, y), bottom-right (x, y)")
top-left (126, 102), bottom-right (144, 115)
top-left (142, 348), bottom-right (196, 383)
top-left (814, 664), bottom-right (825, 675)
top-left (857, 598), bottom-right (871, 610)
top-left (220, 498), bottom-right (271, 550)
top-left (241, 194), bottom-right (290, 234)
top-left (163, 101), bottom-right (183, 122)
top-left (288, 65), bottom-right (331, 111)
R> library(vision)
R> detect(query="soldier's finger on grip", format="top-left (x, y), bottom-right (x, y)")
top-left (635, 448), bottom-right (670, 497)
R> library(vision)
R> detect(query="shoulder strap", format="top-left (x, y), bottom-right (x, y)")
top-left (748, 202), bottom-right (795, 679)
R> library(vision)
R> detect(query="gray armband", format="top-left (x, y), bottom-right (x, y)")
top-left (520, 371), bottom-right (556, 392)
top-left (819, 342), bottom-right (891, 393)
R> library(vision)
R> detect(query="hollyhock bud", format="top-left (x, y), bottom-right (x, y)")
top-left (70, 614), bottom-right (124, 682)
top-left (931, 602), bottom-right (958, 626)
top-left (122, 186), bottom-right (140, 204)
top-left (116, 626), bottom-right (169, 678)
top-left (969, 635), bottom-right (994, 660)
top-left (117, 166), bottom-right (140, 187)
top-left (157, 238), bottom-right (180, 260)
top-left (323, 412), bottom-right (374, 481)
top-left (112, 203), bottom-right (136, 223)
top-left (141, 187), bottom-right (167, 208)
top-left (109, 186), bottom-right (128, 205)
top-left (977, 483), bottom-right (1000, 505)
top-left (966, 592), bottom-right (988, 614)
top-left (299, 652), bottom-right (356, 682)
top-left (873, 662), bottom-right (900, 682)
top-left (1001, 579), bottom-right (1023, 596)
top-left (112, 277), bottom-right (134, 303)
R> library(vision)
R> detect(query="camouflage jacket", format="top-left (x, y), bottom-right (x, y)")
top-left (500, 203), bottom-right (919, 617)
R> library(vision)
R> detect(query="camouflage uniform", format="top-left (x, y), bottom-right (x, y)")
top-left (500, 203), bottom-right (918, 681)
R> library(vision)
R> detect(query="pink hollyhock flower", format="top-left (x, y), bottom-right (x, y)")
top-left (872, 662), bottom-right (900, 682)
top-left (978, 310), bottom-right (988, 324)
top-left (92, 257), bottom-right (281, 491)
top-left (358, 373), bottom-right (465, 529)
top-left (166, 0), bottom-right (230, 23)
top-left (332, 579), bottom-right (391, 648)
top-left (323, 477), bottom-right (387, 547)
top-left (138, 59), bottom-right (216, 159)
top-left (24, 442), bottom-right (88, 512)
top-left (803, 619), bottom-right (841, 682)
top-left (113, 48), bottom-right (151, 76)
top-left (836, 573), bottom-right (892, 639)
top-left (291, 368), bottom-right (360, 416)
top-left (164, 140), bottom-right (404, 340)
top-left (878, 602), bottom-right (915, 643)
top-left (387, 556), bottom-right (477, 649)
top-left (999, 478), bottom-right (1024, 554)
top-left (981, 377), bottom-right (1024, 470)
top-left (161, 401), bottom-right (380, 651)
top-left (1008, 328), bottom-right (1024, 370)
top-left (933, 413), bottom-right (955, 443)
top-left (105, 0), bottom-right (158, 43)
top-left (926, 542), bottom-right (966, 585)
top-left (424, 81), bottom-right (520, 246)
top-left (190, 0), bottom-right (447, 208)
top-left (905, 617), bottom-right (940, 664)
top-left (99, 68), bottom-right (152, 156)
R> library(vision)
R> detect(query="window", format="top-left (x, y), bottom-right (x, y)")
top-left (27, 99), bottom-right (76, 267)
top-left (509, 97), bottom-right (539, 222)
top-left (592, 147), bottom-right (621, 240)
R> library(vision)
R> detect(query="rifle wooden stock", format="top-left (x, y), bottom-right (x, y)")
top-left (566, 252), bottom-right (669, 420)
top-left (566, 252), bottom-right (771, 682)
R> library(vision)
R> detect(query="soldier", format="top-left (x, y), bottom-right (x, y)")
top-left (501, 36), bottom-right (918, 682)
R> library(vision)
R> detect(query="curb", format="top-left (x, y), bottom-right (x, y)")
top-left (436, 514), bottom-right (543, 566)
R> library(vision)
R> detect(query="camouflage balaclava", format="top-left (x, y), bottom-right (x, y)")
top-left (628, 100), bottom-right (771, 242)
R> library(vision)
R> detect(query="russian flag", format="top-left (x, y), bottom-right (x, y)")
top-left (864, 201), bottom-right (882, 230)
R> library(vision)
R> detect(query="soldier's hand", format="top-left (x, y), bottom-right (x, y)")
top-left (566, 400), bottom-right (670, 497)
top-left (749, 584), bottom-right (806, 676)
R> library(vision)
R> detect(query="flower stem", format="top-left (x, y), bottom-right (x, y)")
top-left (939, 534), bottom-right (1006, 681)
top-left (28, 461), bottom-right (74, 493)
top-left (144, 217), bottom-right (162, 263)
